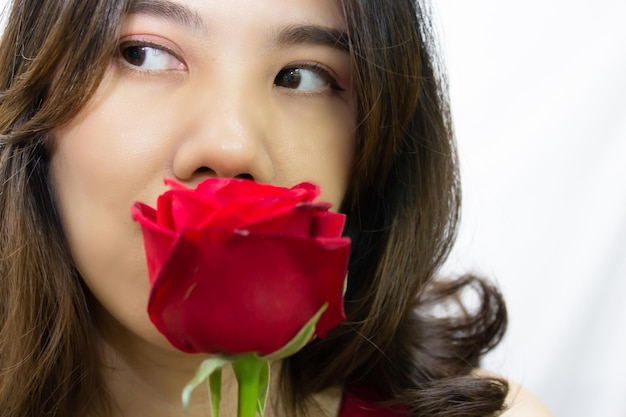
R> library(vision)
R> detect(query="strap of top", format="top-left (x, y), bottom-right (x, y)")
top-left (337, 388), bottom-right (407, 417)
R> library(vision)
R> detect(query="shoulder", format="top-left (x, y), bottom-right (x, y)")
top-left (500, 379), bottom-right (554, 417)
top-left (472, 370), bottom-right (553, 417)
top-left (337, 373), bottom-right (554, 417)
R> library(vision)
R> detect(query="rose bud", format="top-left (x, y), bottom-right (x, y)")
top-left (132, 178), bottom-right (351, 356)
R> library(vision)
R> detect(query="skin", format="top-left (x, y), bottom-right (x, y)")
top-left (50, 0), bottom-right (353, 415)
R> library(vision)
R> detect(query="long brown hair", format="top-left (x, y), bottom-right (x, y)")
top-left (1, 0), bottom-right (125, 415)
top-left (0, 0), bottom-right (508, 416)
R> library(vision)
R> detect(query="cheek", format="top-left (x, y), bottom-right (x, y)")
top-left (48, 70), bottom-right (184, 256)
top-left (49, 92), bottom-right (159, 283)
top-left (49, 126), bottom-right (153, 329)
top-left (272, 97), bottom-right (355, 210)
top-left (48, 92), bottom-right (176, 350)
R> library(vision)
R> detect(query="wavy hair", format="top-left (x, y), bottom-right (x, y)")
top-left (0, 0), bottom-right (508, 416)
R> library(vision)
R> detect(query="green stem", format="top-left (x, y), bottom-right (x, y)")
top-left (232, 356), bottom-right (267, 417)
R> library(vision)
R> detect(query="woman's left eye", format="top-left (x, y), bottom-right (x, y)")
top-left (119, 43), bottom-right (185, 72)
top-left (274, 66), bottom-right (343, 92)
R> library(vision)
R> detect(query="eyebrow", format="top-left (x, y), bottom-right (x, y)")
top-left (127, 0), bottom-right (208, 36)
top-left (273, 25), bottom-right (350, 52)
top-left (125, 0), bottom-right (350, 52)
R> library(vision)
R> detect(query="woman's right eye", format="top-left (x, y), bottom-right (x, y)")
top-left (119, 43), bottom-right (185, 72)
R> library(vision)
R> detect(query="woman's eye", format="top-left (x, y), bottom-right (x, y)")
top-left (119, 43), bottom-right (184, 72)
top-left (274, 66), bottom-right (343, 92)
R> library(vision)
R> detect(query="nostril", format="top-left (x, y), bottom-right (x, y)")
top-left (234, 173), bottom-right (254, 180)
top-left (191, 167), bottom-right (253, 180)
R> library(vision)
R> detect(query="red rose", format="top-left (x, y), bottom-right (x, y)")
top-left (132, 178), bottom-right (350, 356)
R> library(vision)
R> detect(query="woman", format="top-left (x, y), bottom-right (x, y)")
top-left (0, 0), bottom-right (552, 416)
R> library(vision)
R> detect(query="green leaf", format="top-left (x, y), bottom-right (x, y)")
top-left (261, 303), bottom-right (328, 361)
top-left (209, 367), bottom-right (223, 417)
top-left (182, 356), bottom-right (231, 414)
top-left (256, 361), bottom-right (270, 416)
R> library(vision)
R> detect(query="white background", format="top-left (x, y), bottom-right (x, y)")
top-left (2, 1), bottom-right (624, 416)
top-left (436, 1), bottom-right (626, 416)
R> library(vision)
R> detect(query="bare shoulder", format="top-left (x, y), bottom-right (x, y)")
top-left (500, 379), bottom-right (554, 417)
top-left (473, 370), bottom-right (554, 417)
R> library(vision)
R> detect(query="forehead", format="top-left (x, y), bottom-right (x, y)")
top-left (125, 0), bottom-right (347, 34)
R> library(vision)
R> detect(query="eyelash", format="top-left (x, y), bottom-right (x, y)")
top-left (275, 63), bottom-right (345, 93)
top-left (117, 40), bottom-right (186, 73)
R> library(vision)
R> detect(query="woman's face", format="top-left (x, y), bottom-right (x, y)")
top-left (50, 0), bottom-right (354, 353)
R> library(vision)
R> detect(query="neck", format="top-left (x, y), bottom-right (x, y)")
top-left (99, 331), bottom-right (220, 416)
top-left (95, 317), bottom-right (341, 417)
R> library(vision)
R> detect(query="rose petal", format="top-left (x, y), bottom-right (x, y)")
top-left (309, 208), bottom-right (347, 238)
top-left (147, 230), bottom-right (350, 355)
top-left (163, 179), bottom-right (323, 232)
top-left (132, 203), bottom-right (180, 284)
top-left (196, 178), bottom-right (319, 205)
top-left (243, 203), bottom-right (333, 237)
top-left (167, 190), bottom-right (221, 231)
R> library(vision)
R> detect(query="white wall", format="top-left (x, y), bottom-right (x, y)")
top-left (437, 1), bottom-right (626, 416)
top-left (0, 0), bottom-right (8, 32)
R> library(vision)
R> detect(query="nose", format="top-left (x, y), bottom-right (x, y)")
top-left (172, 85), bottom-right (274, 185)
